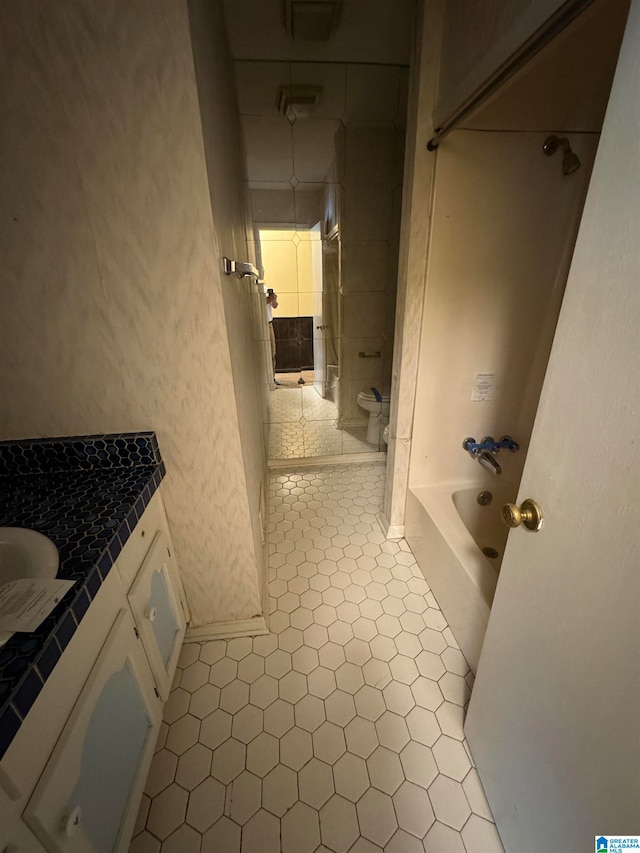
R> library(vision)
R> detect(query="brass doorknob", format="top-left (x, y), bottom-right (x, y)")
top-left (502, 498), bottom-right (544, 531)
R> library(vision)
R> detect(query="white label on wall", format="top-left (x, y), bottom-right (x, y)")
top-left (471, 372), bottom-right (495, 401)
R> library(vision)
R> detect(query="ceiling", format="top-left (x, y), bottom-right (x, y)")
top-left (222, 0), bottom-right (415, 65)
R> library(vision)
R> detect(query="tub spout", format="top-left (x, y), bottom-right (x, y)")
top-left (477, 451), bottom-right (501, 475)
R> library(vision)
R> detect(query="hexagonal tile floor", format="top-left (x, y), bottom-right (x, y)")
top-left (131, 462), bottom-right (504, 853)
top-left (266, 382), bottom-right (379, 458)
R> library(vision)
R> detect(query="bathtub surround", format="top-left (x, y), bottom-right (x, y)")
top-left (0, 2), bottom-right (266, 631)
top-left (409, 128), bottom-right (598, 489)
top-left (406, 481), bottom-right (518, 672)
top-left (0, 432), bottom-right (166, 759)
top-left (384, 0), bottom-right (630, 535)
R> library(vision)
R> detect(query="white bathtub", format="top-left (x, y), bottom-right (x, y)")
top-left (405, 480), bottom-right (517, 673)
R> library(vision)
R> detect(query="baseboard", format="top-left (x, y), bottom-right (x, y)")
top-left (269, 451), bottom-right (387, 469)
top-left (339, 417), bottom-right (369, 428)
top-left (185, 615), bottom-right (269, 642)
top-left (377, 511), bottom-right (405, 540)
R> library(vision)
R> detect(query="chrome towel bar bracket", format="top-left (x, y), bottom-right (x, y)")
top-left (223, 257), bottom-right (259, 279)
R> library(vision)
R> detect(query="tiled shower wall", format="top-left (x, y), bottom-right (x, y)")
top-left (0, 1), bottom-right (264, 627)
top-left (339, 111), bottom-right (406, 427)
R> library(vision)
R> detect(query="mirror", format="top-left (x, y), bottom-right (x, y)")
top-left (225, 6), bottom-right (412, 460)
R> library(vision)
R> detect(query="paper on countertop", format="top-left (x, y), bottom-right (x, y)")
top-left (0, 578), bottom-right (76, 633)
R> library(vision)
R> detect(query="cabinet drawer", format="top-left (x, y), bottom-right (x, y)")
top-left (127, 531), bottom-right (186, 700)
top-left (116, 491), bottom-right (165, 591)
top-left (23, 609), bottom-right (161, 853)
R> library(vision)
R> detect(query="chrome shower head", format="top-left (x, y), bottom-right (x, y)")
top-left (543, 135), bottom-right (581, 175)
top-left (562, 149), bottom-right (581, 175)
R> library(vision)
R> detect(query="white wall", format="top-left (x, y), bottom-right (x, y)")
top-left (0, 0), bottom-right (263, 627)
top-left (409, 129), bottom-right (597, 488)
top-left (188, 0), bottom-right (270, 621)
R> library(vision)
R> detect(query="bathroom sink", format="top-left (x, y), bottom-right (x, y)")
top-left (0, 527), bottom-right (59, 586)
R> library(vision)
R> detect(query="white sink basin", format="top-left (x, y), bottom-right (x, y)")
top-left (0, 527), bottom-right (59, 586)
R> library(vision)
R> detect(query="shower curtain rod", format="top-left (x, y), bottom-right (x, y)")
top-left (426, 0), bottom-right (595, 151)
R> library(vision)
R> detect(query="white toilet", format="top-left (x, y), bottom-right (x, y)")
top-left (357, 389), bottom-right (391, 445)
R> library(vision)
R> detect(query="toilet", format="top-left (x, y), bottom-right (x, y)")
top-left (357, 389), bottom-right (391, 445)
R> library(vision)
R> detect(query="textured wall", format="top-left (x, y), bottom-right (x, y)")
top-left (188, 0), bottom-right (269, 618)
top-left (0, 0), bottom-right (263, 626)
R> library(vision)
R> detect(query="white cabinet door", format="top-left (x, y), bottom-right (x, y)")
top-left (23, 609), bottom-right (161, 853)
top-left (0, 819), bottom-right (48, 853)
top-left (127, 531), bottom-right (186, 700)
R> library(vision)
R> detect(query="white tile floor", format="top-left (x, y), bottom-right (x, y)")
top-left (131, 462), bottom-right (505, 853)
top-left (267, 382), bottom-right (378, 460)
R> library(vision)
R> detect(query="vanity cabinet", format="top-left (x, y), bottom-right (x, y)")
top-left (127, 532), bottom-right (185, 699)
top-left (0, 489), bottom-right (186, 853)
top-left (114, 490), bottom-right (187, 700)
top-left (23, 609), bottom-right (161, 853)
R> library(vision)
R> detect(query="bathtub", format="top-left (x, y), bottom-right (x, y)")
top-left (405, 480), bottom-right (517, 673)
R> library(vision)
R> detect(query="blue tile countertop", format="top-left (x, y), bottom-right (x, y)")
top-left (0, 432), bottom-right (166, 760)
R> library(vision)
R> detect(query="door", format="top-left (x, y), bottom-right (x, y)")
top-left (127, 530), bottom-right (186, 700)
top-left (24, 609), bottom-right (161, 853)
top-left (310, 224), bottom-right (325, 393)
top-left (320, 234), bottom-right (340, 403)
top-left (465, 5), bottom-right (640, 852)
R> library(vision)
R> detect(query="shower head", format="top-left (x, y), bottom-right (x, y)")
top-left (543, 135), bottom-right (581, 175)
top-left (562, 149), bottom-right (581, 175)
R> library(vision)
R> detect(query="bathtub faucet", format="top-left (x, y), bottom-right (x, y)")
top-left (477, 451), bottom-right (502, 475)
top-left (463, 435), bottom-right (519, 475)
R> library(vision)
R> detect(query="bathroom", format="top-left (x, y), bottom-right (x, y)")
top-left (0, 0), bottom-right (638, 851)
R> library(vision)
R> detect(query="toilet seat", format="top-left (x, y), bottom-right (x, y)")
top-left (357, 390), bottom-right (391, 445)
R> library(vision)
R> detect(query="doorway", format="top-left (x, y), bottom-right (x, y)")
top-left (259, 224), bottom-right (373, 459)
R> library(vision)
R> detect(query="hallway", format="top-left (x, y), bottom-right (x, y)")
top-left (131, 462), bottom-right (504, 853)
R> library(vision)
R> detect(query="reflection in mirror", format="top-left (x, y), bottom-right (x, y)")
top-left (234, 55), bottom-right (409, 460)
